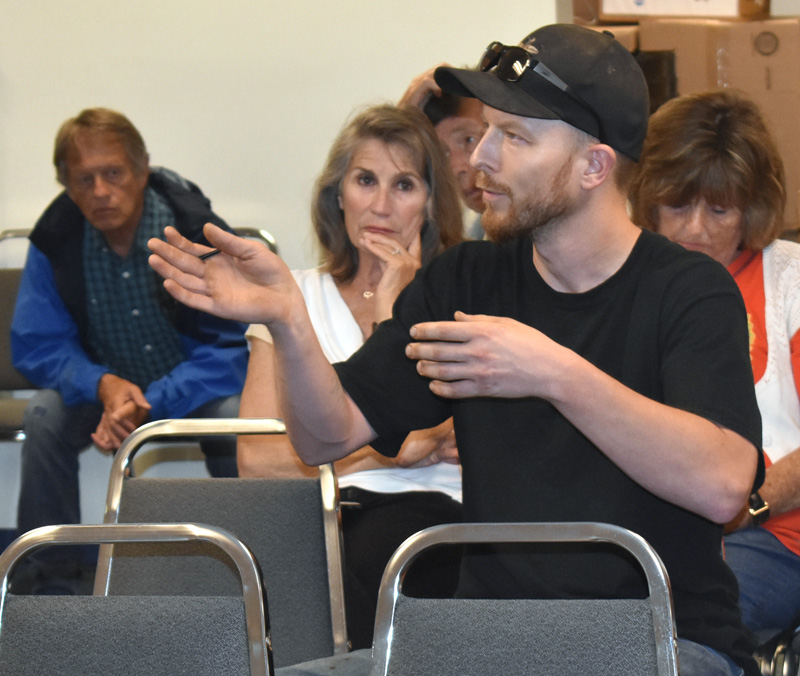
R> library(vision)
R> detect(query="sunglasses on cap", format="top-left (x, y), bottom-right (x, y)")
top-left (479, 41), bottom-right (602, 132)
top-left (479, 41), bottom-right (571, 93)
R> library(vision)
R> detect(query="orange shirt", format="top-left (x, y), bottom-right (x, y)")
top-left (728, 249), bottom-right (800, 556)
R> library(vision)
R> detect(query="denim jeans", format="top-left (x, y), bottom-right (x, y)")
top-left (724, 526), bottom-right (800, 641)
top-left (15, 388), bottom-right (240, 588)
top-left (677, 639), bottom-right (745, 676)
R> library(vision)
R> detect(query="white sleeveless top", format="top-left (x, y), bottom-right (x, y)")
top-left (246, 267), bottom-right (462, 502)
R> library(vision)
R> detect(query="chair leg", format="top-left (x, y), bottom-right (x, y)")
top-left (754, 638), bottom-right (777, 676)
top-left (765, 629), bottom-right (800, 676)
top-left (788, 629), bottom-right (800, 676)
top-left (771, 639), bottom-right (788, 676)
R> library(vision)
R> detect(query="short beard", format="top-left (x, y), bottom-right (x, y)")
top-left (480, 155), bottom-right (574, 244)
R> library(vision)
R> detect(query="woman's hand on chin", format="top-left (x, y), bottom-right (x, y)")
top-left (361, 230), bottom-right (422, 321)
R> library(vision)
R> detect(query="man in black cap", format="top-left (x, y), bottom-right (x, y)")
top-left (149, 24), bottom-right (763, 676)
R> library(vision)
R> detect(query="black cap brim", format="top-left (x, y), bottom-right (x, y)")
top-left (434, 66), bottom-right (561, 121)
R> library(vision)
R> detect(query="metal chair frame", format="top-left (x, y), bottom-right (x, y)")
top-left (370, 521), bottom-right (679, 676)
top-left (94, 417), bottom-right (348, 657)
top-left (0, 229), bottom-right (32, 243)
top-left (754, 622), bottom-right (800, 676)
top-left (0, 522), bottom-right (272, 676)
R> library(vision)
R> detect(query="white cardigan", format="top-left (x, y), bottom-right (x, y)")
top-left (753, 240), bottom-right (800, 463)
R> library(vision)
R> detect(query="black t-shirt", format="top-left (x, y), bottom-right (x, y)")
top-left (335, 230), bottom-right (764, 674)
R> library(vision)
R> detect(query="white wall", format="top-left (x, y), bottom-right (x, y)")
top-left (0, 1), bottom-right (562, 529)
top-left (0, 0), bottom-right (558, 272)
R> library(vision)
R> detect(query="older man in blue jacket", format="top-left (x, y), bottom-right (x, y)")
top-left (11, 108), bottom-right (248, 593)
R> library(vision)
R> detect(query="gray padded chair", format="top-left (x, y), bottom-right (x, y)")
top-left (95, 418), bottom-right (348, 669)
top-left (0, 229), bottom-right (31, 270)
top-left (370, 522), bottom-right (679, 676)
top-left (0, 523), bottom-right (271, 676)
top-left (0, 267), bottom-right (37, 442)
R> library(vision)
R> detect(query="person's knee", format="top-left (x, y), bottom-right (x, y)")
top-left (676, 639), bottom-right (744, 676)
top-left (201, 394), bottom-right (241, 419)
top-left (22, 389), bottom-right (70, 438)
top-left (21, 390), bottom-right (99, 457)
top-left (185, 395), bottom-right (241, 477)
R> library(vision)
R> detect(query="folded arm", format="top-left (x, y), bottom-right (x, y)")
top-left (407, 311), bottom-right (758, 523)
top-left (757, 450), bottom-right (800, 516)
top-left (728, 447), bottom-right (800, 531)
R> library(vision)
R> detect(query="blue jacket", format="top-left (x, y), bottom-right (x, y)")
top-left (11, 168), bottom-right (248, 419)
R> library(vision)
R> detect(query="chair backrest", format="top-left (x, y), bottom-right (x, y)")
top-left (0, 268), bottom-right (38, 442)
top-left (0, 268), bottom-right (36, 393)
top-left (0, 523), bottom-right (272, 676)
top-left (370, 522), bottom-right (679, 676)
top-left (95, 418), bottom-right (348, 669)
top-left (0, 229), bottom-right (31, 269)
top-left (0, 229), bottom-right (32, 242)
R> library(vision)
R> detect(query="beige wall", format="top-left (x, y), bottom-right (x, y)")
top-left (0, 1), bottom-right (558, 270)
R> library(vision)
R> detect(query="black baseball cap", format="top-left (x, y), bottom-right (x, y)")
top-left (434, 24), bottom-right (649, 161)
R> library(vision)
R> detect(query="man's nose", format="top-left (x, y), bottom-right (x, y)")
top-left (471, 130), bottom-right (498, 174)
top-left (93, 176), bottom-right (112, 198)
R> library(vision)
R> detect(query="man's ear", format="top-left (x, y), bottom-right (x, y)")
top-left (581, 144), bottom-right (616, 190)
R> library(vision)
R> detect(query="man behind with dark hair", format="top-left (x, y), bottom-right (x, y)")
top-left (11, 107), bottom-right (248, 594)
top-left (150, 25), bottom-right (764, 675)
top-left (401, 68), bottom-right (486, 238)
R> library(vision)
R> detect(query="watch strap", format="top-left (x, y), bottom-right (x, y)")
top-left (748, 491), bottom-right (770, 526)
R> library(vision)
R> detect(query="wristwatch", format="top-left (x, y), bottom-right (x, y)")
top-left (748, 491), bottom-right (770, 526)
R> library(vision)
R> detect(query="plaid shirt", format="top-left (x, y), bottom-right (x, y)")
top-left (84, 188), bottom-right (185, 388)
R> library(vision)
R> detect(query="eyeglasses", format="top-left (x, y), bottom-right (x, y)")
top-left (479, 41), bottom-right (571, 94)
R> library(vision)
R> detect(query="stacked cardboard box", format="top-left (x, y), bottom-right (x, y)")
top-left (600, 0), bottom-right (768, 22)
top-left (573, 0), bottom-right (769, 24)
top-left (574, 0), bottom-right (800, 231)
